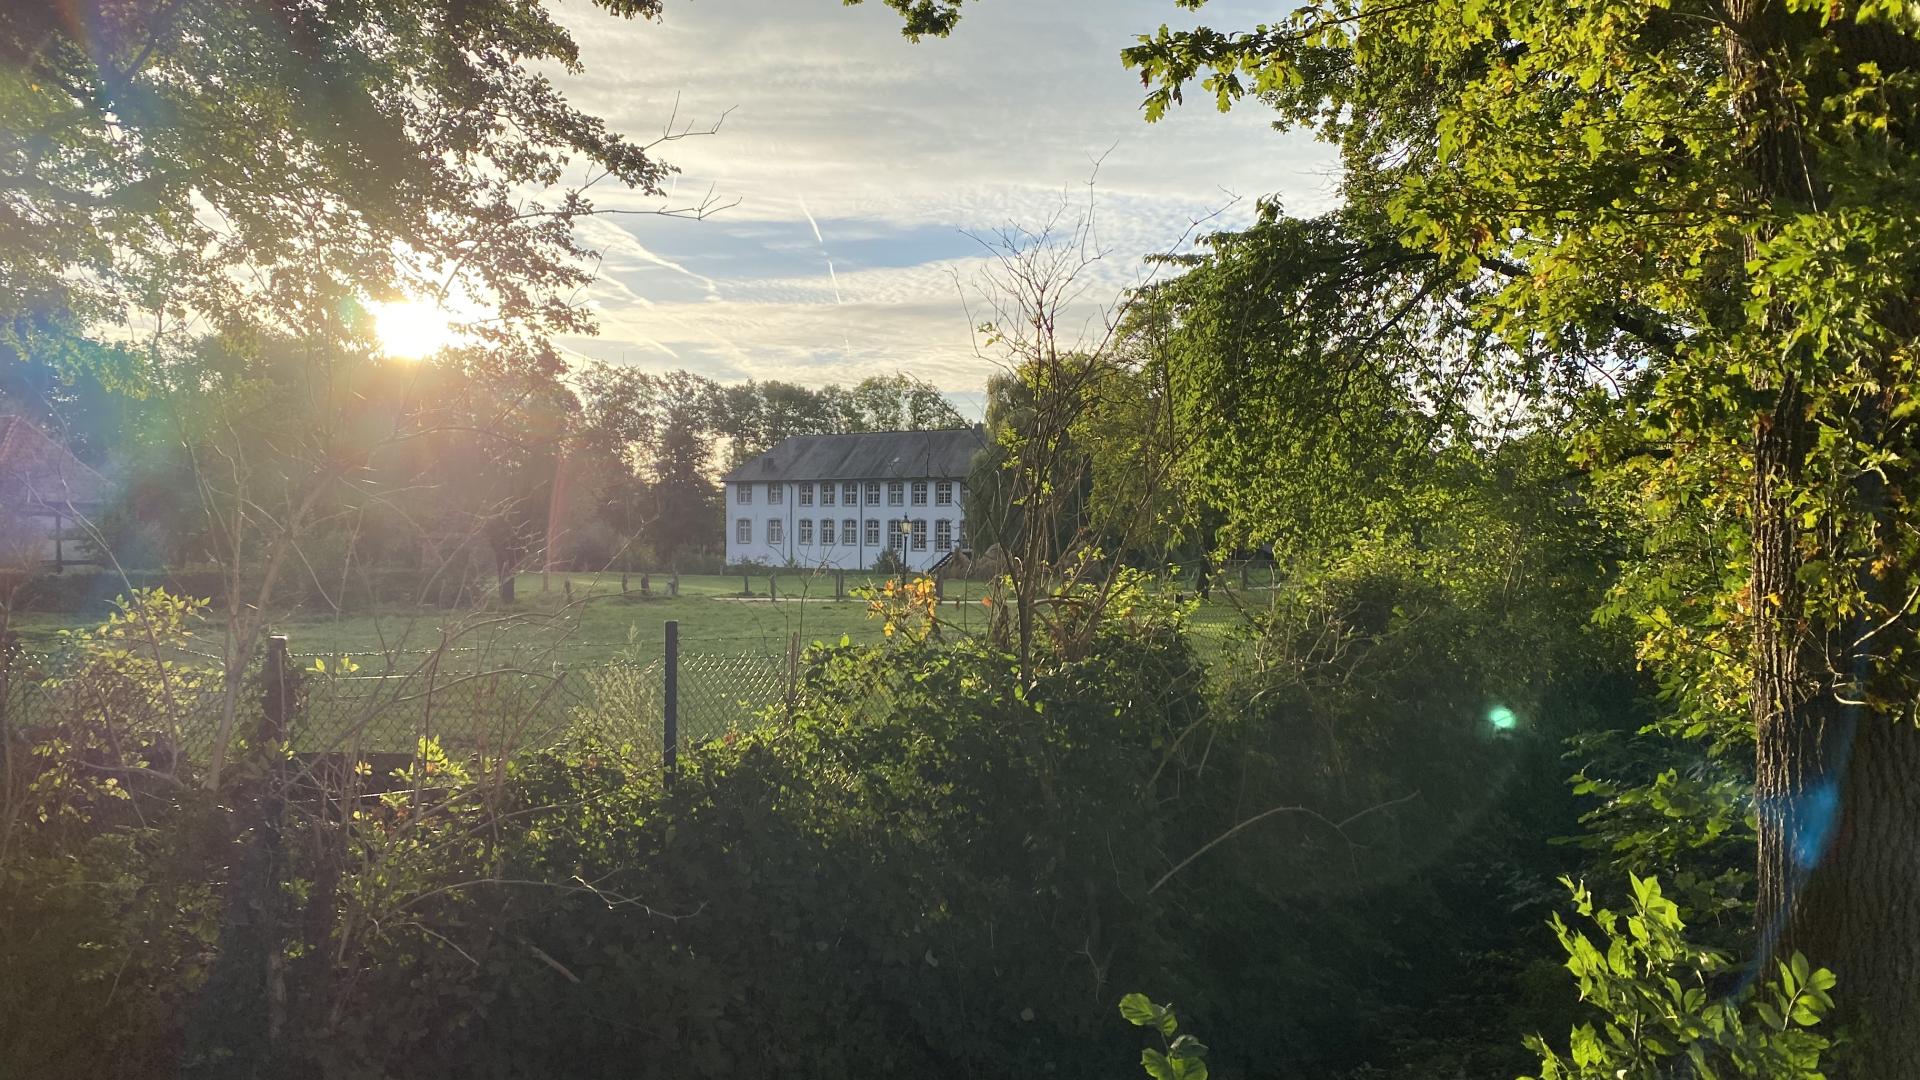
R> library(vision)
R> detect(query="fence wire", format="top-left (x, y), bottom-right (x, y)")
top-left (0, 639), bottom-right (800, 767)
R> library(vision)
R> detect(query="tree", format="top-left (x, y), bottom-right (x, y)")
top-left (1, 0), bottom-right (725, 366)
top-left (644, 371), bottom-right (725, 560)
top-left (713, 372), bottom-right (968, 467)
top-left (875, 0), bottom-right (1920, 1066)
top-left (1112, 2), bottom-right (1920, 1069)
top-left (3, 0), bottom-right (732, 786)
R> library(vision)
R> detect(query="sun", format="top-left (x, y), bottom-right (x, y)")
top-left (370, 297), bottom-right (460, 359)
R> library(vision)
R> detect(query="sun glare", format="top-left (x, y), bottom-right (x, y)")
top-left (371, 298), bottom-right (460, 359)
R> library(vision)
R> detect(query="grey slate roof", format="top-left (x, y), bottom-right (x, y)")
top-left (721, 426), bottom-right (986, 483)
top-left (0, 414), bottom-right (109, 510)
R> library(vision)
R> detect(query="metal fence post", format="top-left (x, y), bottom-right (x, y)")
top-left (663, 620), bottom-right (679, 780)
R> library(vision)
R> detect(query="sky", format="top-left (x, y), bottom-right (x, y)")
top-left (544, 0), bottom-right (1340, 417)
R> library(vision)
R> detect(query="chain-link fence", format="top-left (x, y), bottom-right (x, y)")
top-left (0, 623), bottom-right (801, 769)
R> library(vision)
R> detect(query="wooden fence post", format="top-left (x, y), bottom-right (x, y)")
top-left (663, 620), bottom-right (679, 781)
top-left (785, 631), bottom-right (800, 720)
top-left (260, 635), bottom-right (292, 754)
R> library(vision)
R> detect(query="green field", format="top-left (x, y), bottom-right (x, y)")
top-left (7, 569), bottom-right (1259, 667)
top-left (6, 568), bottom-right (1260, 756)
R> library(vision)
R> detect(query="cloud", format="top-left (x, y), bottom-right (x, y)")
top-left (542, 0), bottom-right (1340, 399)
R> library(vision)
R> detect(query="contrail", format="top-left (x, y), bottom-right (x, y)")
top-left (800, 196), bottom-right (844, 305)
top-left (799, 196), bottom-right (825, 245)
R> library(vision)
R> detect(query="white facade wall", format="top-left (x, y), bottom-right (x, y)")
top-left (724, 476), bottom-right (968, 572)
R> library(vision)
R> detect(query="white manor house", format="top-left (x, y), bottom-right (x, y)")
top-left (722, 427), bottom-right (985, 573)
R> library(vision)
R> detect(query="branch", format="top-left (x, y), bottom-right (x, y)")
top-left (1147, 788), bottom-right (1423, 894)
top-left (1480, 255), bottom-right (1682, 360)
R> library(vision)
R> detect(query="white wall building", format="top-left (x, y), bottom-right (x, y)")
top-left (722, 427), bottom-right (985, 573)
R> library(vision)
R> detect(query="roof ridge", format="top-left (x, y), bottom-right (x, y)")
top-left (720, 425), bottom-right (986, 483)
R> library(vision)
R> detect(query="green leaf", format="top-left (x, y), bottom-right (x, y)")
top-left (1119, 993), bottom-right (1157, 1028)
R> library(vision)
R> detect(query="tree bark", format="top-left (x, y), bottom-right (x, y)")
top-left (1729, 2), bottom-right (1920, 1072)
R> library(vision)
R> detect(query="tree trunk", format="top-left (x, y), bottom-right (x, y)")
top-left (495, 542), bottom-right (518, 604)
top-left (1729, 2), bottom-right (1920, 1071)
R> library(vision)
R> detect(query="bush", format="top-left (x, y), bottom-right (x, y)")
top-left (1523, 876), bottom-right (1833, 1079)
top-left (2, 564), bottom-right (490, 615)
top-left (0, 591), bottom-right (225, 1077)
top-left (316, 619), bottom-right (1213, 1079)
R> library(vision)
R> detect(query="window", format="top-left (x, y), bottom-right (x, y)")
top-left (887, 481), bottom-right (905, 506)
top-left (864, 519), bottom-right (880, 546)
top-left (865, 482), bottom-right (880, 506)
top-left (798, 482), bottom-right (813, 506)
top-left (820, 483), bottom-right (836, 507)
top-left (735, 518), bottom-right (752, 544)
top-left (767, 484), bottom-right (784, 506)
top-left (957, 519), bottom-right (967, 549)
top-left (844, 482), bottom-right (859, 505)
top-left (820, 519), bottom-right (835, 545)
top-left (846, 518), bottom-right (860, 546)
top-left (911, 519), bottom-right (928, 551)
top-left (935, 520), bottom-right (953, 551)
top-left (936, 481), bottom-right (954, 506)
top-left (735, 483), bottom-right (753, 505)
top-left (798, 518), bottom-right (813, 544)
top-left (767, 519), bottom-right (784, 545)
top-left (911, 480), bottom-right (928, 506)
top-left (890, 523), bottom-right (908, 553)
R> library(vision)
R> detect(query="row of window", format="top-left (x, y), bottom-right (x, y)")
top-left (733, 517), bottom-right (959, 552)
top-left (735, 480), bottom-right (957, 508)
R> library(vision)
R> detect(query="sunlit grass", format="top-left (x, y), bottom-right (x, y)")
top-left (10, 571), bottom-right (1264, 666)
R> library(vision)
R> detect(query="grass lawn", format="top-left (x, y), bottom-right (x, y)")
top-left (7, 568), bottom-right (1261, 667)
top-left (5, 568), bottom-right (1264, 755)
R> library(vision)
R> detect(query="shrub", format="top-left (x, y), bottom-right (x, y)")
top-left (316, 620), bottom-right (1213, 1079)
top-left (0, 590), bottom-right (225, 1077)
top-left (1523, 875), bottom-right (1833, 1079)
top-left (2, 564), bottom-right (487, 615)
